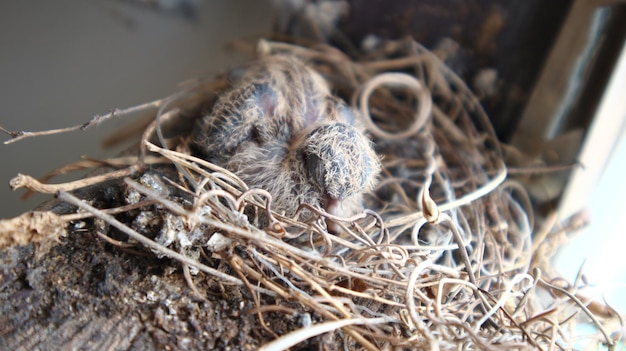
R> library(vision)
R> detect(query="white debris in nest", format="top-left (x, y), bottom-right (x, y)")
top-left (192, 205), bottom-right (212, 225)
top-left (229, 211), bottom-right (249, 226)
top-left (176, 231), bottom-right (193, 249)
top-left (125, 173), bottom-right (170, 204)
top-left (155, 213), bottom-right (186, 250)
top-left (133, 211), bottom-right (160, 232)
top-left (206, 232), bottom-right (233, 253)
top-left (140, 173), bottom-right (168, 193)
top-left (188, 225), bottom-right (209, 245)
top-left (181, 247), bottom-right (202, 275)
top-left (150, 212), bottom-right (205, 271)
top-left (125, 188), bottom-right (142, 205)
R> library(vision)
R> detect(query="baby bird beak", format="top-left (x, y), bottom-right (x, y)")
top-left (323, 195), bottom-right (343, 234)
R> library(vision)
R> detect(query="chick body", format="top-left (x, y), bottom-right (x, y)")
top-left (193, 55), bottom-right (379, 228)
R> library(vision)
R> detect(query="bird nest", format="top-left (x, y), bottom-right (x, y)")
top-left (2, 39), bottom-right (622, 350)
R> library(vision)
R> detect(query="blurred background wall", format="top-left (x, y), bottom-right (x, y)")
top-left (0, 0), bottom-right (272, 218)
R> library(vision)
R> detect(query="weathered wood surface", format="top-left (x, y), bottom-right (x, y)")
top-left (0, 176), bottom-right (267, 351)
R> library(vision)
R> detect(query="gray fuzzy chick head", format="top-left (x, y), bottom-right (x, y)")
top-left (300, 123), bottom-right (380, 201)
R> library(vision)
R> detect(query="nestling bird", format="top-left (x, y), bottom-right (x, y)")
top-left (192, 55), bottom-right (380, 232)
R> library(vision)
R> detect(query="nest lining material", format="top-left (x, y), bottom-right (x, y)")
top-left (2, 39), bottom-right (623, 350)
